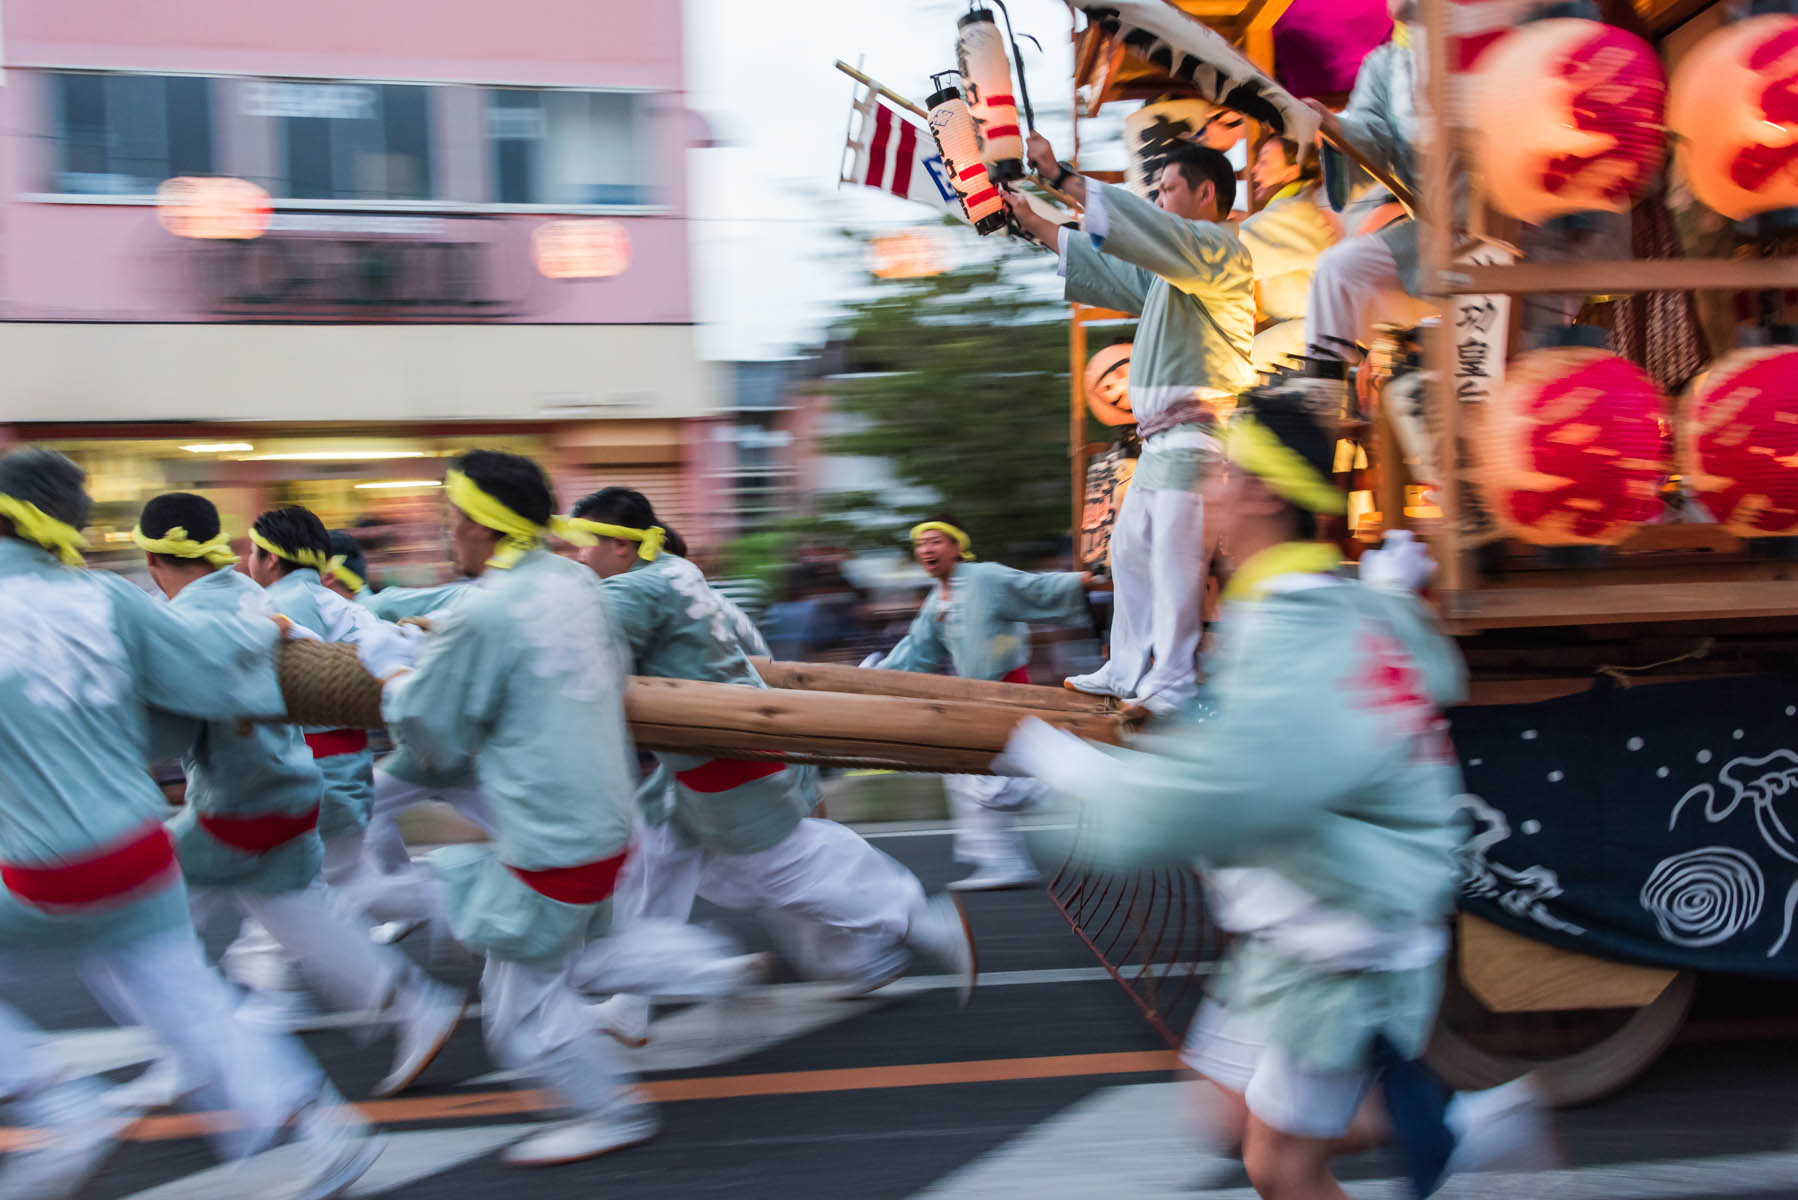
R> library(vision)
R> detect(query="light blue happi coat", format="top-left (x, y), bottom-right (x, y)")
top-left (876, 561), bottom-right (1090, 683)
top-left (0, 540), bottom-right (287, 952)
top-left (1064, 182), bottom-right (1255, 492)
top-left (265, 567), bottom-right (389, 839)
top-left (359, 580), bottom-right (480, 792)
top-left (384, 548), bottom-right (637, 964)
top-left (603, 554), bottom-right (807, 855)
top-left (152, 567), bottom-right (326, 895)
top-left (1032, 566), bottom-right (1469, 1071)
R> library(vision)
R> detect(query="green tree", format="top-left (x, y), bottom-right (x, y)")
top-left (824, 245), bottom-right (1073, 564)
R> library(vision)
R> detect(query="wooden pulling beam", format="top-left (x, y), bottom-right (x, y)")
top-left (625, 676), bottom-right (1126, 775)
top-left (747, 657), bottom-right (1115, 715)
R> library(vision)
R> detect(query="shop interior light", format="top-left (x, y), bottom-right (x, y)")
top-left (157, 177), bottom-right (272, 240)
top-left (180, 442), bottom-right (255, 453)
top-left (243, 450), bottom-right (430, 462)
top-left (354, 479), bottom-right (444, 490)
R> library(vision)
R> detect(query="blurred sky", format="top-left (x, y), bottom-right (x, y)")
top-left (685, 0), bottom-right (1100, 362)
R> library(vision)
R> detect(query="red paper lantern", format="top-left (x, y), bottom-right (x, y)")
top-left (1681, 344), bottom-right (1798, 536)
top-left (1476, 344), bottom-right (1669, 545)
top-left (1472, 19), bottom-right (1666, 224)
top-left (1668, 15), bottom-right (1798, 221)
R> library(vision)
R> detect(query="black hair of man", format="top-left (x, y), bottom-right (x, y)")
top-left (570, 486), bottom-right (689, 557)
top-left (450, 449), bottom-right (553, 528)
top-left (251, 504), bottom-right (330, 574)
top-left (327, 529), bottom-right (368, 584)
top-left (140, 492), bottom-right (223, 569)
top-left (1164, 142), bottom-right (1236, 217)
top-left (0, 447), bottom-right (91, 537)
top-left (1237, 385), bottom-right (1340, 543)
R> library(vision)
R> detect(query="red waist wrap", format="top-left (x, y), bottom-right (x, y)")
top-left (1001, 665), bottom-right (1030, 685)
top-left (198, 805), bottom-right (320, 854)
top-left (506, 847), bottom-right (630, 906)
top-left (2, 823), bottom-right (178, 909)
top-left (304, 729), bottom-right (368, 758)
top-left (674, 757), bottom-right (787, 794)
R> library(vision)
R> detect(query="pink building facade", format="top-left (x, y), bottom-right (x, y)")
top-left (0, 0), bottom-right (725, 562)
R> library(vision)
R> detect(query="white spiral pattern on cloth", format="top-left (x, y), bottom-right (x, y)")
top-left (1640, 846), bottom-right (1764, 948)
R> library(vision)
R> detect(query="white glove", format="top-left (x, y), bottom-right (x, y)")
top-left (352, 623), bottom-right (418, 681)
top-left (1358, 529), bottom-right (1437, 594)
top-left (858, 651), bottom-right (885, 670)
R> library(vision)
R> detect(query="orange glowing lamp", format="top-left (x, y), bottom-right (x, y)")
top-left (156, 177), bottom-right (272, 240)
top-left (532, 219), bottom-right (631, 280)
top-left (869, 229), bottom-right (947, 279)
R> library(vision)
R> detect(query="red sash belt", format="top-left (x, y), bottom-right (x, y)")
top-left (506, 847), bottom-right (630, 905)
top-left (674, 757), bottom-right (787, 794)
top-left (198, 805), bottom-right (320, 854)
top-left (2, 823), bottom-right (178, 909)
top-left (304, 729), bottom-right (368, 758)
top-left (1002, 665), bottom-right (1030, 685)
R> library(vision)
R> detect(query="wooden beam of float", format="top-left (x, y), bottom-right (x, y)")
top-left (625, 676), bottom-right (1125, 775)
top-left (1457, 914), bottom-right (1677, 1013)
top-left (747, 657), bottom-right (1114, 715)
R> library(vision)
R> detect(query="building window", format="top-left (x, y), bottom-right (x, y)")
top-left (248, 81), bottom-right (433, 200)
top-left (49, 72), bottom-right (214, 195)
top-left (487, 89), bottom-right (650, 207)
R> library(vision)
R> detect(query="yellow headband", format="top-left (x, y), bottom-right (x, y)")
top-left (0, 491), bottom-right (87, 566)
top-left (1222, 541), bottom-right (1343, 604)
top-left (132, 524), bottom-right (239, 568)
top-left (562, 517), bottom-right (666, 561)
top-left (445, 468), bottom-right (595, 569)
top-left (910, 521), bottom-right (975, 561)
top-left (249, 527), bottom-right (329, 572)
top-left (325, 555), bottom-right (366, 593)
top-left (1225, 416), bottom-right (1348, 515)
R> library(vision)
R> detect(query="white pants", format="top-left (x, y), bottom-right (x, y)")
top-left (482, 954), bottom-right (635, 1117)
top-left (943, 775), bottom-right (1040, 870)
top-left (193, 880), bottom-right (403, 1015)
top-left (364, 767), bottom-right (496, 877)
top-left (1, 926), bottom-right (320, 1157)
top-left (1102, 481), bottom-right (1208, 710)
top-left (1306, 235), bottom-right (1438, 358)
top-left (615, 818), bottom-right (925, 983)
top-left (1184, 1000), bottom-right (1373, 1140)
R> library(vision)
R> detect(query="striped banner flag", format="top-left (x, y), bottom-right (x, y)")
top-left (842, 83), bottom-right (965, 221)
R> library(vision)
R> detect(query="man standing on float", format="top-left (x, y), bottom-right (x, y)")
top-left (1007, 131), bottom-right (1255, 715)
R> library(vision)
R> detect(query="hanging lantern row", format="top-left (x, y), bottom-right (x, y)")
top-left (1473, 329), bottom-right (1798, 546)
top-left (1467, 12), bottom-right (1798, 225)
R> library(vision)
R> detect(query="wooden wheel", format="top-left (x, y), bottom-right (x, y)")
top-left (1425, 967), bottom-right (1696, 1107)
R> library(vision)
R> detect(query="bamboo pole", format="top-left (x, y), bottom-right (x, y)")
top-left (748, 657), bottom-right (1113, 714)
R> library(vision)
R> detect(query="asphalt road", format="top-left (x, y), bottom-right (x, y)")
top-left (6, 825), bottom-right (1798, 1199)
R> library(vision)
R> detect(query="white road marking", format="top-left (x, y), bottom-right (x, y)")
top-left (914, 1082), bottom-right (1798, 1200)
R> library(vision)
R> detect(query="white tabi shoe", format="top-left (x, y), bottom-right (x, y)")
top-left (501, 1106), bottom-right (661, 1167)
top-left (840, 946), bottom-right (911, 998)
top-left (1445, 1073), bottom-right (1559, 1176)
top-left (904, 895), bottom-right (979, 1006)
top-left (947, 862), bottom-right (1042, 892)
top-left (1062, 668), bottom-right (1125, 698)
top-left (591, 994), bottom-right (653, 1049)
top-left (288, 1091), bottom-right (386, 1200)
top-left (0, 1080), bottom-right (136, 1200)
top-left (370, 975), bottom-right (466, 1099)
top-left (370, 918), bottom-right (425, 946)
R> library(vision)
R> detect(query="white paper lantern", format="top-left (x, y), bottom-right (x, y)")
top-left (956, 8), bottom-right (1024, 181)
top-left (1124, 99), bottom-right (1216, 202)
top-left (927, 84), bottom-right (1007, 235)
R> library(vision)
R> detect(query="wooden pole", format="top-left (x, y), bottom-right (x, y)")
top-left (625, 676), bottom-right (1125, 775)
top-left (1418, 0), bottom-right (1463, 598)
top-left (749, 657), bottom-right (1113, 714)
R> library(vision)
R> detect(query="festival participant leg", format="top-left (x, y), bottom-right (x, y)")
top-left (943, 774), bottom-right (1042, 892)
top-left (1067, 480), bottom-right (1154, 700)
top-left (1306, 235), bottom-right (1437, 365)
top-left (0, 995), bottom-right (133, 1199)
top-left (1127, 485), bottom-right (1208, 714)
top-left (586, 816), bottom-right (708, 1048)
top-left (354, 760), bottom-right (496, 943)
